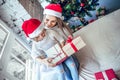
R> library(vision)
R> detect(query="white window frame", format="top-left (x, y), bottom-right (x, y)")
top-left (0, 23), bottom-right (10, 59)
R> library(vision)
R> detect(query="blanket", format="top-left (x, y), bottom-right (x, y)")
top-left (74, 9), bottom-right (120, 80)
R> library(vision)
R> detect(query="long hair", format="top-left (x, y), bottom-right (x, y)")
top-left (56, 18), bottom-right (73, 37)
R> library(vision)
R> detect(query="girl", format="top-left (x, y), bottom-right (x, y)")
top-left (22, 18), bottom-right (67, 80)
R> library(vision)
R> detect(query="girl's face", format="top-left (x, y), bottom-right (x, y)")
top-left (44, 15), bottom-right (57, 28)
top-left (32, 29), bottom-right (46, 42)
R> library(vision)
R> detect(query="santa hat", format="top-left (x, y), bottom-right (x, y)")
top-left (22, 18), bottom-right (43, 38)
top-left (43, 4), bottom-right (62, 19)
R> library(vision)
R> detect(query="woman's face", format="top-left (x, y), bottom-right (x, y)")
top-left (44, 15), bottom-right (57, 28)
top-left (32, 29), bottom-right (46, 42)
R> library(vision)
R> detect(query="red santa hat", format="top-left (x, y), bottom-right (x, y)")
top-left (22, 18), bottom-right (43, 38)
top-left (43, 4), bottom-right (62, 19)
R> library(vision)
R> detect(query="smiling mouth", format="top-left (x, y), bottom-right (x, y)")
top-left (45, 26), bottom-right (51, 29)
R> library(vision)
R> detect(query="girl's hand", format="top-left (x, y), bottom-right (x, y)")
top-left (43, 58), bottom-right (56, 67)
top-left (47, 58), bottom-right (53, 63)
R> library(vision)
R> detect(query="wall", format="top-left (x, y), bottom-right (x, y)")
top-left (85, 0), bottom-right (120, 20)
top-left (19, 0), bottom-right (43, 20)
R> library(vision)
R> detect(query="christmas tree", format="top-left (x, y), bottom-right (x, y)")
top-left (45, 0), bottom-right (99, 21)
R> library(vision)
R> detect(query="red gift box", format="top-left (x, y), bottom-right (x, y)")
top-left (95, 69), bottom-right (118, 80)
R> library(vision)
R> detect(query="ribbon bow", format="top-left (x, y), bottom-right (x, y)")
top-left (66, 36), bottom-right (78, 52)
top-left (66, 36), bottom-right (73, 43)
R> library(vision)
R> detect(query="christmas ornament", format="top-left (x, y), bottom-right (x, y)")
top-left (80, 3), bottom-right (85, 7)
top-left (71, 11), bottom-right (75, 15)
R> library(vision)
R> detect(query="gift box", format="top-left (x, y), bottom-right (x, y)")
top-left (46, 36), bottom-right (86, 65)
top-left (62, 36), bottom-right (86, 56)
top-left (95, 68), bottom-right (118, 80)
top-left (46, 44), bottom-right (67, 65)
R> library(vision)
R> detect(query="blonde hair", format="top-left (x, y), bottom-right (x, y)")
top-left (56, 18), bottom-right (73, 37)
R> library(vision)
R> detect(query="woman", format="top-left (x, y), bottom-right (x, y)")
top-left (42, 3), bottom-right (80, 80)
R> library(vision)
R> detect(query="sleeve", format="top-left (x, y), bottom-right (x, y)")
top-left (57, 28), bottom-right (71, 40)
top-left (48, 30), bottom-right (65, 43)
top-left (31, 42), bottom-right (46, 59)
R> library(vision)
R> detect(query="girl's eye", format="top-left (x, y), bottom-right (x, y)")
top-left (51, 21), bottom-right (55, 23)
top-left (46, 19), bottom-right (49, 22)
top-left (51, 20), bottom-right (57, 24)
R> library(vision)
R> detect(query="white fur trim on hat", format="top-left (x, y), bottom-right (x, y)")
top-left (28, 26), bottom-right (43, 38)
top-left (43, 9), bottom-right (62, 19)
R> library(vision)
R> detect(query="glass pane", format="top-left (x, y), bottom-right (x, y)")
top-left (11, 39), bottom-right (31, 63)
top-left (6, 55), bottom-right (25, 80)
top-left (0, 25), bottom-right (9, 58)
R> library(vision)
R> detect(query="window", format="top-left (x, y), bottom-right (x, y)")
top-left (11, 39), bottom-right (31, 64)
top-left (0, 20), bottom-right (33, 80)
top-left (6, 39), bottom-right (32, 80)
top-left (0, 23), bottom-right (9, 59)
top-left (6, 54), bottom-right (25, 80)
